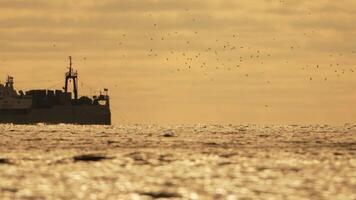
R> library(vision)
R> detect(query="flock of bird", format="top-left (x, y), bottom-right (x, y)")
top-left (111, 8), bottom-right (355, 84)
top-left (1, 2), bottom-right (355, 86)
top-left (120, 45), bottom-right (351, 85)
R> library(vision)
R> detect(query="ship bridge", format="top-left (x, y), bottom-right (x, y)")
top-left (0, 76), bottom-right (33, 109)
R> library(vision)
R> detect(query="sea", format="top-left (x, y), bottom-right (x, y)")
top-left (0, 124), bottom-right (355, 200)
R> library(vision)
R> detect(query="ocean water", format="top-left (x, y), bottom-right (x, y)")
top-left (0, 124), bottom-right (355, 200)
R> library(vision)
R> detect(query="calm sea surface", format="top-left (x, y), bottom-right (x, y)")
top-left (0, 124), bottom-right (355, 200)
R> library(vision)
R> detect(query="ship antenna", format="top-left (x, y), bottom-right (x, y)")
top-left (69, 56), bottom-right (72, 71)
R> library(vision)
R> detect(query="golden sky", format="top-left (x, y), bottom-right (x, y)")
top-left (1, 0), bottom-right (356, 124)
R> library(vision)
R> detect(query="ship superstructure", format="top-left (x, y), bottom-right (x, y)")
top-left (0, 57), bottom-right (111, 125)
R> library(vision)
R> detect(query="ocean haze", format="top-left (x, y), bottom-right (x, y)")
top-left (1, 0), bottom-right (356, 124)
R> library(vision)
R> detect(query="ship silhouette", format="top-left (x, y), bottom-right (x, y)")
top-left (0, 57), bottom-right (111, 125)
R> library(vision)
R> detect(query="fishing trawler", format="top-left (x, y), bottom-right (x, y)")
top-left (0, 57), bottom-right (111, 125)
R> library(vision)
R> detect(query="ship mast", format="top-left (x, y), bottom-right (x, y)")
top-left (5, 76), bottom-right (14, 90)
top-left (64, 56), bottom-right (78, 99)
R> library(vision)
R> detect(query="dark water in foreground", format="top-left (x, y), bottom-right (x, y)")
top-left (0, 124), bottom-right (355, 200)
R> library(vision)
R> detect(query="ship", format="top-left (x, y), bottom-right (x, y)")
top-left (0, 57), bottom-right (111, 125)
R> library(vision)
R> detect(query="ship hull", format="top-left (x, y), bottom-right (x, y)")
top-left (0, 105), bottom-right (111, 125)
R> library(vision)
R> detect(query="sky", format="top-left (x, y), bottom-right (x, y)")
top-left (1, 0), bottom-right (356, 124)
